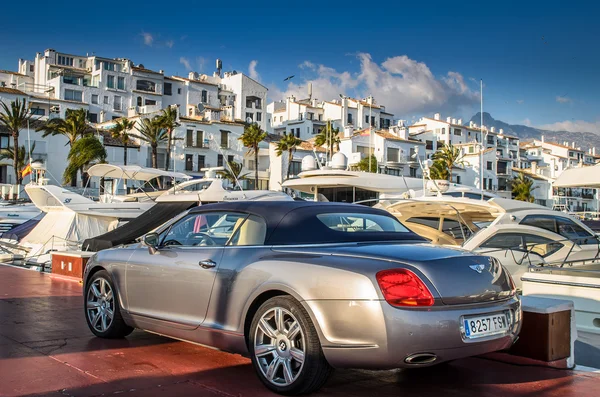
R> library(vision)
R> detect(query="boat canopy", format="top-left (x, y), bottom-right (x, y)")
top-left (553, 164), bottom-right (600, 188)
top-left (87, 164), bottom-right (191, 182)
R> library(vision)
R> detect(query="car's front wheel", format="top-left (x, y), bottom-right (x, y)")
top-left (84, 270), bottom-right (133, 338)
top-left (249, 296), bottom-right (332, 395)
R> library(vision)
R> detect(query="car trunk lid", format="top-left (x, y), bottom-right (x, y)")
top-left (273, 243), bottom-right (514, 305)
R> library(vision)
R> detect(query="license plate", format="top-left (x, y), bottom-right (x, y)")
top-left (463, 312), bottom-right (510, 339)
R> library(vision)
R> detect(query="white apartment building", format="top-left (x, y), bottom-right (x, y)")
top-left (519, 137), bottom-right (599, 211)
top-left (267, 95), bottom-right (394, 141)
top-left (0, 49), bottom-right (268, 186)
top-left (407, 113), bottom-right (520, 195)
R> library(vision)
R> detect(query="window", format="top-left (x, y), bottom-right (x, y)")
top-left (160, 212), bottom-right (248, 247)
top-left (185, 154), bottom-right (193, 171)
top-left (186, 130), bottom-right (194, 147)
top-left (296, 128), bottom-right (300, 138)
top-left (386, 168), bottom-right (401, 176)
top-left (196, 130), bottom-right (204, 147)
top-left (255, 99), bottom-right (262, 109)
top-left (227, 155), bottom-right (234, 165)
top-left (318, 114), bottom-right (322, 121)
top-left (441, 128), bottom-right (446, 134)
top-left (57, 55), bottom-right (74, 66)
top-left (307, 112), bottom-right (314, 120)
top-left (164, 82), bottom-right (172, 96)
top-left (177, 88), bottom-right (182, 94)
top-left (145, 99), bottom-right (156, 106)
top-left (426, 140), bottom-right (433, 150)
top-left (387, 147), bottom-right (399, 162)
top-left (198, 155), bottom-right (206, 170)
top-left (256, 112), bottom-right (262, 122)
top-left (113, 95), bottom-right (122, 111)
top-left (30, 108), bottom-right (45, 116)
top-left (454, 128), bottom-right (462, 136)
top-left (228, 215), bottom-right (268, 246)
top-left (201, 90), bottom-right (208, 103)
top-left (217, 154), bottom-right (224, 167)
top-left (279, 116), bottom-right (283, 122)
top-left (220, 131), bottom-right (229, 148)
top-left (365, 115), bottom-right (369, 124)
top-left (371, 116), bottom-right (375, 126)
top-left (348, 113), bottom-right (353, 124)
top-left (88, 113), bottom-right (98, 123)
top-left (107, 75), bottom-right (115, 89)
top-left (357, 145), bottom-right (374, 157)
top-left (104, 96), bottom-right (109, 105)
top-left (29, 65), bottom-right (34, 72)
top-left (245, 112), bottom-right (253, 122)
top-left (137, 96), bottom-right (142, 106)
top-left (63, 75), bottom-right (80, 85)
top-left (317, 213), bottom-right (409, 233)
top-left (64, 89), bottom-right (83, 102)
top-left (117, 76), bottom-right (125, 90)
top-left (487, 136), bottom-right (495, 144)
top-left (487, 161), bottom-right (493, 170)
top-left (136, 79), bottom-right (156, 92)
top-left (480, 233), bottom-right (563, 258)
top-left (91, 94), bottom-right (99, 104)
top-left (456, 175), bottom-right (461, 184)
top-left (246, 98), bottom-right (253, 108)
top-left (407, 217), bottom-right (439, 230)
top-left (469, 146), bottom-right (474, 154)
top-left (92, 75), bottom-right (100, 87)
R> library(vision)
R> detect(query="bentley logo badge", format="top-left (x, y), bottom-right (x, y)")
top-left (469, 264), bottom-right (485, 274)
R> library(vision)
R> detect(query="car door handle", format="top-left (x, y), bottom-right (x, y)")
top-left (199, 259), bottom-right (216, 269)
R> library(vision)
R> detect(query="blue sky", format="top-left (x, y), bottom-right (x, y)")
top-left (1, 0), bottom-right (598, 132)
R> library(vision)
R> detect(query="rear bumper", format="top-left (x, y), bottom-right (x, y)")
top-left (304, 296), bottom-right (521, 369)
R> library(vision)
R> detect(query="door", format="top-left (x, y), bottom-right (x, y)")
top-left (126, 211), bottom-right (247, 327)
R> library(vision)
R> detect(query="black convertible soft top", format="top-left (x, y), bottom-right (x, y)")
top-left (189, 201), bottom-right (425, 245)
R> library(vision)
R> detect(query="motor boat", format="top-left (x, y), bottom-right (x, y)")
top-left (378, 196), bottom-right (600, 288)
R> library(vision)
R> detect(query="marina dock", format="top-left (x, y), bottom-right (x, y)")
top-left (1, 265), bottom-right (599, 397)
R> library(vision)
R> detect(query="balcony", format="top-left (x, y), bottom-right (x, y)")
top-left (185, 142), bottom-right (209, 149)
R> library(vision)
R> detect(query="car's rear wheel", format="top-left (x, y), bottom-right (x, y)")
top-left (249, 296), bottom-right (332, 395)
top-left (85, 270), bottom-right (133, 338)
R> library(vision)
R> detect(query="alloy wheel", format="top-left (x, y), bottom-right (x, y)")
top-left (254, 307), bottom-right (306, 386)
top-left (86, 277), bottom-right (115, 333)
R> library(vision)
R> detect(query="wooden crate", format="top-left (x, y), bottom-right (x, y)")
top-left (511, 308), bottom-right (571, 362)
top-left (51, 251), bottom-right (95, 280)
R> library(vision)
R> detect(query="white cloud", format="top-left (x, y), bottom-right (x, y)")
top-left (141, 32), bottom-right (154, 46)
top-left (249, 60), bottom-right (260, 81)
top-left (556, 96), bottom-right (572, 103)
top-left (539, 120), bottom-right (600, 134)
top-left (179, 57), bottom-right (192, 71)
top-left (522, 118), bottom-right (531, 126)
top-left (299, 61), bottom-right (316, 70)
top-left (165, 40), bottom-right (174, 48)
top-left (517, 99), bottom-right (524, 104)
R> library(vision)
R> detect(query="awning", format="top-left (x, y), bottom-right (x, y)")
top-left (553, 165), bottom-right (600, 188)
top-left (87, 164), bottom-right (191, 181)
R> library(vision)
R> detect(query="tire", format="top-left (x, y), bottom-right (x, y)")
top-left (84, 270), bottom-right (134, 339)
top-left (249, 296), bottom-right (333, 395)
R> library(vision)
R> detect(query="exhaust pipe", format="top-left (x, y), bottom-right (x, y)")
top-left (404, 353), bottom-right (437, 365)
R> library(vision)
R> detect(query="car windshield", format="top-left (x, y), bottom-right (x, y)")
top-left (317, 213), bottom-right (410, 233)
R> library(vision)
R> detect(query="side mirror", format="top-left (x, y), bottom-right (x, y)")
top-left (143, 233), bottom-right (159, 254)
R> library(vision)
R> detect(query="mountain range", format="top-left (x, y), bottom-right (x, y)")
top-left (469, 112), bottom-right (600, 153)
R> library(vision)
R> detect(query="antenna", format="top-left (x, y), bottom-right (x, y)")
top-left (245, 116), bottom-right (253, 124)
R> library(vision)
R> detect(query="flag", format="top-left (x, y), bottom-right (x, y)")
top-left (21, 164), bottom-right (32, 178)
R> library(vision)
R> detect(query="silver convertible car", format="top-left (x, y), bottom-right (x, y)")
top-left (83, 201), bottom-right (522, 395)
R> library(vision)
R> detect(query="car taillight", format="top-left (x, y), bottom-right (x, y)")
top-left (376, 269), bottom-right (434, 307)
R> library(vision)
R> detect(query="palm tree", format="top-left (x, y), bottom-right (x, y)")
top-left (110, 119), bottom-right (136, 165)
top-left (156, 106), bottom-right (180, 171)
top-left (37, 108), bottom-right (90, 147)
top-left (0, 98), bottom-right (32, 186)
top-left (131, 117), bottom-right (168, 169)
top-left (63, 135), bottom-right (107, 185)
top-left (314, 121), bottom-right (340, 154)
top-left (428, 159), bottom-right (449, 180)
top-left (275, 133), bottom-right (302, 179)
top-left (511, 172), bottom-right (538, 202)
top-left (217, 161), bottom-right (249, 187)
top-left (0, 142), bottom-right (37, 180)
top-left (431, 143), bottom-right (465, 181)
top-left (36, 108), bottom-right (91, 186)
top-left (356, 155), bottom-right (378, 173)
top-left (238, 123), bottom-right (267, 189)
